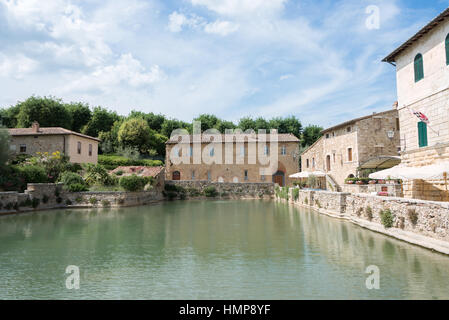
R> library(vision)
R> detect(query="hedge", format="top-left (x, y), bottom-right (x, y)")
top-left (99, 155), bottom-right (163, 170)
top-left (119, 175), bottom-right (147, 192)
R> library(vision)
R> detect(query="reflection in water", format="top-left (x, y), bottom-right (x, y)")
top-left (0, 200), bottom-right (448, 299)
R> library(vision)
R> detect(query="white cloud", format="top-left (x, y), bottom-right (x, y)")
top-left (0, 54), bottom-right (38, 79)
top-left (204, 20), bottom-right (239, 36)
top-left (168, 12), bottom-right (190, 32)
top-left (279, 74), bottom-right (293, 81)
top-left (190, 0), bottom-right (287, 17)
top-left (59, 54), bottom-right (165, 94)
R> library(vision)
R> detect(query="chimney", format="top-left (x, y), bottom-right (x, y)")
top-left (32, 121), bottom-right (40, 133)
top-left (393, 101), bottom-right (398, 109)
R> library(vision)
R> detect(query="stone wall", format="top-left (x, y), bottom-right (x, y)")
top-left (341, 183), bottom-right (403, 197)
top-left (0, 183), bottom-right (163, 215)
top-left (283, 188), bottom-right (449, 254)
top-left (165, 180), bottom-right (274, 199)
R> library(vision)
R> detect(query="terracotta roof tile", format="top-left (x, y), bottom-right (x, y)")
top-left (166, 133), bottom-right (300, 144)
top-left (8, 127), bottom-right (101, 142)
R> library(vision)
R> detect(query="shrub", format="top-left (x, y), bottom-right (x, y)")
top-left (292, 188), bottom-right (299, 201)
top-left (101, 200), bottom-right (111, 207)
top-left (42, 194), bottom-right (49, 204)
top-left (408, 209), bottom-right (418, 226)
top-left (356, 208), bottom-right (363, 216)
top-left (83, 164), bottom-right (116, 186)
top-left (119, 175), bottom-right (146, 192)
top-left (66, 183), bottom-right (89, 192)
top-left (366, 206), bottom-right (373, 220)
top-left (380, 209), bottom-right (395, 229)
top-left (98, 155), bottom-right (163, 170)
top-left (304, 197), bottom-right (309, 205)
top-left (5, 203), bottom-right (13, 210)
top-left (315, 200), bottom-right (322, 208)
top-left (75, 197), bottom-right (83, 203)
top-left (56, 197), bottom-right (63, 204)
top-left (115, 170), bottom-right (124, 176)
top-left (204, 186), bottom-right (218, 198)
top-left (166, 191), bottom-right (178, 200)
top-left (59, 172), bottom-right (85, 187)
top-left (164, 184), bottom-right (179, 192)
top-left (398, 217), bottom-right (405, 229)
top-left (89, 198), bottom-right (98, 205)
top-left (66, 199), bottom-right (72, 206)
top-left (16, 165), bottom-right (48, 184)
top-left (187, 188), bottom-right (202, 197)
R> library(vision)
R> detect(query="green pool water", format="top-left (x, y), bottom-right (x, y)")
top-left (0, 200), bottom-right (448, 300)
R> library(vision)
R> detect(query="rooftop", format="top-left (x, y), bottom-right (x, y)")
top-left (321, 108), bottom-right (397, 134)
top-left (166, 133), bottom-right (300, 144)
top-left (9, 122), bottom-right (101, 142)
top-left (110, 166), bottom-right (164, 177)
top-left (383, 7), bottom-right (449, 63)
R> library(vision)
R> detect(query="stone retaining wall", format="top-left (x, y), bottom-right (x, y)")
top-left (341, 183), bottom-right (403, 197)
top-left (0, 183), bottom-right (163, 215)
top-left (165, 180), bottom-right (275, 199)
top-left (283, 188), bottom-right (449, 254)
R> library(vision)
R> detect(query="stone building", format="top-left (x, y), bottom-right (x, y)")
top-left (382, 7), bottom-right (449, 201)
top-left (165, 133), bottom-right (300, 186)
top-left (301, 108), bottom-right (400, 189)
top-left (8, 122), bottom-right (100, 164)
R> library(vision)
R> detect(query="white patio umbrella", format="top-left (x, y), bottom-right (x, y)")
top-left (369, 162), bottom-right (449, 180)
top-left (289, 171), bottom-right (326, 178)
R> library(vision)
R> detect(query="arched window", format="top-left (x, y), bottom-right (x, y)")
top-left (172, 171), bottom-right (181, 181)
top-left (414, 53), bottom-right (424, 82)
top-left (445, 34), bottom-right (449, 66)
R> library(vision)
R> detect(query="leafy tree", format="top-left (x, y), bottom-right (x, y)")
top-left (269, 116), bottom-right (302, 138)
top-left (161, 119), bottom-right (191, 137)
top-left (0, 105), bottom-right (20, 128)
top-left (238, 117), bottom-right (257, 132)
top-left (16, 96), bottom-right (72, 129)
top-left (254, 117), bottom-right (270, 131)
top-left (0, 126), bottom-right (10, 167)
top-left (129, 111), bottom-right (166, 132)
top-left (82, 107), bottom-right (120, 137)
top-left (301, 125), bottom-right (323, 148)
top-left (66, 102), bottom-right (92, 132)
top-left (118, 118), bottom-right (151, 154)
top-left (216, 120), bottom-right (236, 133)
top-left (194, 114), bottom-right (221, 132)
top-left (98, 120), bottom-right (123, 154)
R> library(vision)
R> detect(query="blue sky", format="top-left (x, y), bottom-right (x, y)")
top-left (0, 0), bottom-right (448, 128)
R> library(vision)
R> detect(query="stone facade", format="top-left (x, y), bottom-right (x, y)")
top-left (301, 109), bottom-right (400, 187)
top-left (8, 123), bottom-right (99, 164)
top-left (284, 188), bottom-right (449, 255)
top-left (384, 10), bottom-right (449, 201)
top-left (165, 180), bottom-right (274, 199)
top-left (165, 134), bottom-right (300, 187)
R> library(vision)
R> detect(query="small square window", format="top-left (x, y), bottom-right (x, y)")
top-left (20, 144), bottom-right (26, 153)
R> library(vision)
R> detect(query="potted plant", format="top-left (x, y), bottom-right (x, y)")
top-left (368, 180), bottom-right (377, 185)
top-left (356, 180), bottom-right (364, 185)
top-left (378, 179), bottom-right (386, 184)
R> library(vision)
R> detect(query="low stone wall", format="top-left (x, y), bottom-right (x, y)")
top-left (0, 183), bottom-right (163, 215)
top-left (341, 183), bottom-right (403, 197)
top-left (283, 189), bottom-right (449, 255)
top-left (165, 180), bottom-right (274, 199)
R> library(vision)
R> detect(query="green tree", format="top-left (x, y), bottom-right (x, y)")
top-left (16, 96), bottom-right (72, 129)
top-left (269, 116), bottom-right (302, 138)
top-left (0, 105), bottom-right (20, 128)
top-left (98, 120), bottom-right (123, 154)
top-left (238, 117), bottom-right (257, 132)
top-left (82, 107), bottom-right (120, 138)
top-left (301, 125), bottom-right (323, 148)
top-left (216, 120), bottom-right (236, 133)
top-left (118, 118), bottom-right (151, 154)
top-left (194, 114), bottom-right (221, 132)
top-left (129, 111), bottom-right (166, 132)
top-left (161, 119), bottom-right (191, 137)
top-left (0, 126), bottom-right (10, 167)
top-left (66, 102), bottom-right (92, 132)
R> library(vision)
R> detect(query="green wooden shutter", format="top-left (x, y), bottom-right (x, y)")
top-left (414, 54), bottom-right (424, 82)
top-left (418, 121), bottom-right (428, 148)
top-left (446, 34), bottom-right (449, 65)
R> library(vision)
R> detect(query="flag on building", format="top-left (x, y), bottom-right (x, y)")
top-left (409, 108), bottom-right (430, 124)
